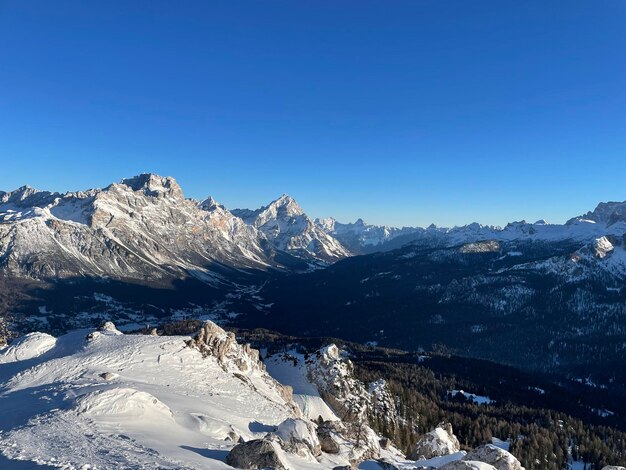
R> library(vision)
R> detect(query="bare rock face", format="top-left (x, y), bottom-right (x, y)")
top-left (226, 435), bottom-right (287, 470)
top-left (0, 174), bottom-right (281, 284)
top-left (275, 418), bottom-right (321, 457)
top-left (186, 321), bottom-right (265, 373)
top-left (410, 422), bottom-right (460, 460)
top-left (440, 461), bottom-right (497, 470)
top-left (317, 421), bottom-right (344, 454)
top-left (187, 321), bottom-right (302, 418)
top-left (464, 445), bottom-right (524, 470)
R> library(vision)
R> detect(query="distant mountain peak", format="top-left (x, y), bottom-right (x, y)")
top-left (584, 200), bottom-right (626, 226)
top-left (233, 195), bottom-right (349, 262)
top-left (118, 173), bottom-right (183, 199)
top-left (198, 196), bottom-right (224, 211)
top-left (266, 194), bottom-right (303, 216)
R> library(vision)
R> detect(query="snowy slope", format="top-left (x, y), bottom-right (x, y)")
top-left (0, 323), bottom-right (303, 469)
top-left (0, 323), bottom-right (524, 469)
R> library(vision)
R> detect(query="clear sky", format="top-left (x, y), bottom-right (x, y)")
top-left (1, 1), bottom-right (625, 227)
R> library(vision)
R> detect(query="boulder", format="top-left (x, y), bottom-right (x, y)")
top-left (226, 435), bottom-right (286, 470)
top-left (275, 418), bottom-right (321, 457)
top-left (410, 422), bottom-right (460, 460)
top-left (317, 420), bottom-right (345, 454)
top-left (602, 467), bottom-right (626, 470)
top-left (464, 445), bottom-right (523, 470)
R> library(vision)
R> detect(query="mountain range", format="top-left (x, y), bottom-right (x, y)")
top-left (2, 174), bottom-right (626, 392)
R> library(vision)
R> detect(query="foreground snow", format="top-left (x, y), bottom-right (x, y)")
top-left (0, 325), bottom-right (300, 469)
top-left (0, 325), bottom-right (525, 469)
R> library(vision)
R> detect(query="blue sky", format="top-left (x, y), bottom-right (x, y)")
top-left (1, 1), bottom-right (625, 227)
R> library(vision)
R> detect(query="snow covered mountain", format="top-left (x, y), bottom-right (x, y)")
top-left (318, 211), bottom-right (626, 255)
top-left (568, 200), bottom-right (626, 226)
top-left (316, 217), bottom-right (420, 254)
top-left (0, 174), bottom-right (287, 284)
top-left (232, 195), bottom-right (351, 262)
top-left (0, 321), bottom-right (527, 469)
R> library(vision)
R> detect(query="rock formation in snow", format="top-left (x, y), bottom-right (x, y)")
top-left (410, 423), bottom-right (461, 460)
top-left (464, 445), bottom-right (524, 470)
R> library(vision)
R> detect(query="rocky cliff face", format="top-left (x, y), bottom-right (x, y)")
top-left (0, 174), bottom-right (283, 284)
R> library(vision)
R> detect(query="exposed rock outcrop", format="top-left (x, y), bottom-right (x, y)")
top-left (317, 421), bottom-right (343, 454)
top-left (187, 321), bottom-right (301, 418)
top-left (186, 321), bottom-right (265, 373)
top-left (410, 422), bottom-right (460, 460)
top-left (276, 418), bottom-right (321, 457)
top-left (226, 435), bottom-right (287, 470)
top-left (464, 445), bottom-right (524, 470)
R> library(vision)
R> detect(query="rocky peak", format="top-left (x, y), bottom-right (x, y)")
top-left (267, 194), bottom-right (305, 217)
top-left (0, 185), bottom-right (57, 208)
top-left (568, 200), bottom-right (626, 226)
top-left (593, 236), bottom-right (615, 259)
top-left (118, 174), bottom-right (184, 200)
top-left (590, 201), bottom-right (626, 226)
top-left (233, 196), bottom-right (350, 262)
top-left (315, 217), bottom-right (336, 232)
top-left (198, 196), bottom-right (224, 211)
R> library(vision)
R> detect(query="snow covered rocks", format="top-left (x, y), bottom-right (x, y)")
top-left (77, 388), bottom-right (175, 422)
top-left (0, 331), bottom-right (56, 363)
top-left (410, 423), bottom-right (461, 460)
top-left (463, 445), bottom-right (523, 470)
top-left (0, 323), bottom-right (307, 468)
top-left (227, 418), bottom-right (321, 469)
top-left (233, 194), bottom-right (351, 263)
top-left (276, 418), bottom-right (322, 457)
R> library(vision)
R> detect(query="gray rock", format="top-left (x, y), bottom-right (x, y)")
top-left (317, 420), bottom-right (345, 454)
top-left (226, 435), bottom-right (286, 470)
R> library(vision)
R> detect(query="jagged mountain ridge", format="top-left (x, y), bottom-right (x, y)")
top-left (0, 174), bottom-right (289, 284)
top-left (316, 207), bottom-right (626, 255)
top-left (315, 217), bottom-right (421, 254)
top-left (232, 195), bottom-right (351, 262)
